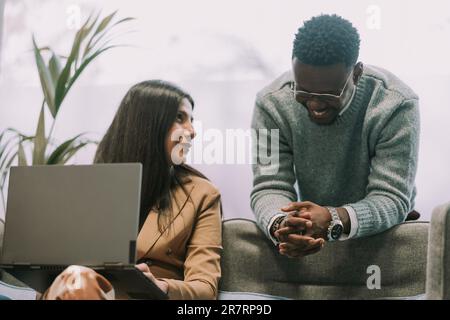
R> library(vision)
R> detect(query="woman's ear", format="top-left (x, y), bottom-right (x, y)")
top-left (353, 62), bottom-right (364, 83)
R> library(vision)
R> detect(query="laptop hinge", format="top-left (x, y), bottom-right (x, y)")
top-left (6, 262), bottom-right (39, 270)
top-left (103, 262), bottom-right (125, 270)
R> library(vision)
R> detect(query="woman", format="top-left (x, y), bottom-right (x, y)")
top-left (43, 80), bottom-right (222, 300)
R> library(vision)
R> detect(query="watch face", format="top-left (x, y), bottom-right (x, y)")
top-left (331, 224), bottom-right (344, 240)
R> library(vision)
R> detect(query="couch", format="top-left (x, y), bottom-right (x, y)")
top-left (219, 202), bottom-right (450, 300)
top-left (1, 202), bottom-right (449, 299)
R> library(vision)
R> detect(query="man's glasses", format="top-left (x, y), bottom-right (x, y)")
top-left (291, 71), bottom-right (353, 104)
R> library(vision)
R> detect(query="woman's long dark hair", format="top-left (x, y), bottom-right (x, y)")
top-left (94, 80), bottom-right (205, 230)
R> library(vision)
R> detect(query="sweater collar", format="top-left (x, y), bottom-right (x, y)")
top-left (338, 85), bottom-right (356, 116)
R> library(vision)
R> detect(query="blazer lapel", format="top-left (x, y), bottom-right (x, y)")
top-left (136, 180), bottom-right (194, 260)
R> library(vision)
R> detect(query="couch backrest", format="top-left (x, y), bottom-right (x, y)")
top-left (220, 218), bottom-right (429, 299)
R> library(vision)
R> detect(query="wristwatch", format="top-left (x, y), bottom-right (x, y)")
top-left (326, 207), bottom-right (343, 241)
top-left (270, 215), bottom-right (286, 239)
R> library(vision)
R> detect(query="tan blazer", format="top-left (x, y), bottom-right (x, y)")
top-left (136, 174), bottom-right (222, 300)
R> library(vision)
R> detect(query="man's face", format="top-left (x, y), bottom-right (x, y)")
top-left (292, 57), bottom-right (360, 125)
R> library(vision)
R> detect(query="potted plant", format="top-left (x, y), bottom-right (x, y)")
top-left (0, 11), bottom-right (134, 216)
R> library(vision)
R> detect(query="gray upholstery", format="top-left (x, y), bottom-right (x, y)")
top-left (2, 206), bottom-right (450, 299)
top-left (0, 218), bottom-right (3, 254)
top-left (426, 202), bottom-right (450, 299)
top-left (220, 218), bottom-right (429, 299)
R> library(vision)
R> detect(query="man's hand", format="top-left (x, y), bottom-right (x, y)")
top-left (279, 201), bottom-right (332, 239)
top-left (278, 234), bottom-right (324, 258)
top-left (273, 212), bottom-right (324, 258)
top-left (274, 210), bottom-right (312, 242)
top-left (271, 201), bottom-right (332, 258)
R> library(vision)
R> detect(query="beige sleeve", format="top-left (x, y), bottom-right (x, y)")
top-left (160, 191), bottom-right (222, 300)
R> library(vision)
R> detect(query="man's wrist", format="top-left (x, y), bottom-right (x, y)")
top-left (336, 207), bottom-right (351, 234)
top-left (325, 206), bottom-right (343, 241)
top-left (270, 215), bottom-right (286, 238)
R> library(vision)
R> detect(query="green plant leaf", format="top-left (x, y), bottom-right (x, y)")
top-left (60, 142), bottom-right (91, 164)
top-left (83, 16), bottom-right (134, 60)
top-left (37, 46), bottom-right (52, 52)
top-left (54, 12), bottom-right (132, 115)
top-left (0, 129), bottom-right (24, 173)
top-left (1, 127), bottom-right (31, 139)
top-left (0, 142), bottom-right (18, 173)
top-left (46, 133), bottom-right (85, 164)
top-left (82, 11), bottom-right (118, 59)
top-left (33, 36), bottom-right (56, 117)
top-left (95, 10), bottom-right (118, 35)
top-left (18, 142), bottom-right (27, 166)
top-left (0, 149), bottom-right (19, 209)
top-left (53, 12), bottom-right (132, 117)
top-left (0, 130), bottom-right (10, 162)
top-left (32, 104), bottom-right (47, 165)
top-left (48, 52), bottom-right (62, 87)
top-left (112, 17), bottom-right (136, 27)
top-left (54, 13), bottom-right (98, 114)
top-left (0, 130), bottom-right (15, 210)
top-left (0, 132), bottom-right (33, 194)
top-left (65, 45), bottom-right (119, 96)
top-left (0, 147), bottom-right (18, 184)
top-left (74, 13), bottom-right (101, 70)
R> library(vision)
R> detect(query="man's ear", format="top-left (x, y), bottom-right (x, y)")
top-left (353, 62), bottom-right (364, 84)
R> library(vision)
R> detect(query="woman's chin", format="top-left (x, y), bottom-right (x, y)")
top-left (170, 145), bottom-right (190, 165)
top-left (172, 153), bottom-right (187, 165)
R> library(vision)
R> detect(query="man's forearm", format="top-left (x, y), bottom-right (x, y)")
top-left (336, 207), bottom-right (351, 234)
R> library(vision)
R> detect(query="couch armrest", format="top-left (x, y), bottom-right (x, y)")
top-left (426, 202), bottom-right (450, 299)
top-left (0, 218), bottom-right (4, 252)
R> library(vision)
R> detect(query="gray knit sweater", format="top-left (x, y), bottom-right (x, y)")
top-left (250, 65), bottom-right (420, 239)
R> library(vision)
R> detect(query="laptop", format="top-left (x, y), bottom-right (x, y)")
top-left (0, 164), bottom-right (168, 300)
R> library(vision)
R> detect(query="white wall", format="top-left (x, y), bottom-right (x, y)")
top-left (0, 0), bottom-right (4, 71)
top-left (1, 0), bottom-right (450, 220)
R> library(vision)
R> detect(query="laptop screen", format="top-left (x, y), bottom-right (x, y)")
top-left (0, 163), bottom-right (142, 267)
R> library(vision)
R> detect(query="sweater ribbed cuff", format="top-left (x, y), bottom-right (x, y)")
top-left (338, 205), bottom-right (359, 241)
top-left (345, 201), bottom-right (372, 238)
top-left (252, 191), bottom-right (294, 240)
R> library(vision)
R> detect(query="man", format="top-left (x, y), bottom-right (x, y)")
top-left (251, 14), bottom-right (420, 258)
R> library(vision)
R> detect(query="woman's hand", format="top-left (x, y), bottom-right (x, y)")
top-left (135, 263), bottom-right (169, 294)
